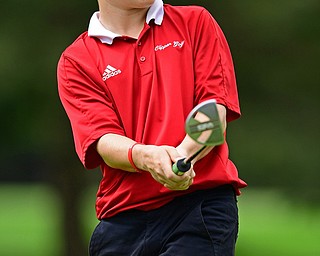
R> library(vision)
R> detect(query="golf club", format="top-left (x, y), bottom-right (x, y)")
top-left (172, 99), bottom-right (224, 176)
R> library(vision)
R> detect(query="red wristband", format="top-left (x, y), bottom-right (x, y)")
top-left (128, 143), bottom-right (142, 173)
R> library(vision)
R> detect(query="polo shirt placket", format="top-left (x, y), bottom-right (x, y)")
top-left (135, 24), bottom-right (153, 77)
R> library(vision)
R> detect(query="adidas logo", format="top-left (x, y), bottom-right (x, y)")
top-left (102, 65), bottom-right (122, 81)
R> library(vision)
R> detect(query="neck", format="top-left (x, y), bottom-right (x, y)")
top-left (98, 2), bottom-right (149, 39)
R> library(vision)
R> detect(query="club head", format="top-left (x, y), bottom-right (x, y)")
top-left (185, 99), bottom-right (224, 146)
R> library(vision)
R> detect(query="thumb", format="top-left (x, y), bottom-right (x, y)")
top-left (163, 146), bottom-right (183, 162)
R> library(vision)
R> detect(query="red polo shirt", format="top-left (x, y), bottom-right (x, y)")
top-left (57, 3), bottom-right (247, 219)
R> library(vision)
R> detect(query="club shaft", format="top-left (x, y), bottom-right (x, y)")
top-left (184, 145), bottom-right (207, 164)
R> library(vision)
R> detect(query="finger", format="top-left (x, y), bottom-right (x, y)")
top-left (164, 183), bottom-right (189, 191)
top-left (164, 181), bottom-right (191, 191)
top-left (165, 173), bottom-right (191, 187)
top-left (164, 176), bottom-right (193, 190)
top-left (149, 161), bottom-right (192, 187)
top-left (150, 169), bottom-right (184, 188)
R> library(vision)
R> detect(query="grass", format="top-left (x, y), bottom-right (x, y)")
top-left (0, 184), bottom-right (319, 256)
top-left (0, 185), bottom-right (63, 256)
top-left (236, 190), bottom-right (320, 256)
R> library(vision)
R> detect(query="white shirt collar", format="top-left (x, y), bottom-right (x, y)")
top-left (88, 0), bottom-right (164, 44)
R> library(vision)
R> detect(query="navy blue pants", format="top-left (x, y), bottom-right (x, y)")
top-left (89, 185), bottom-right (238, 256)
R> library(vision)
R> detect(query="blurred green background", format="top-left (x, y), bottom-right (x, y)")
top-left (1, 0), bottom-right (319, 255)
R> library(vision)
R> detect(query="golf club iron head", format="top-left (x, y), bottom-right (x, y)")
top-left (185, 99), bottom-right (224, 146)
top-left (172, 99), bottom-right (224, 176)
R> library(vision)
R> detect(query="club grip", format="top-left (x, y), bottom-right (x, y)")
top-left (172, 158), bottom-right (191, 176)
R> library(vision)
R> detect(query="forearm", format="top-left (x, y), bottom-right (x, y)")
top-left (96, 134), bottom-right (183, 174)
top-left (176, 104), bottom-right (227, 163)
top-left (96, 133), bottom-right (138, 172)
top-left (96, 133), bottom-right (195, 190)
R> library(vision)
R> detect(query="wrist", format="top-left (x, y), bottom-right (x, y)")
top-left (128, 143), bottom-right (144, 172)
top-left (176, 145), bottom-right (188, 158)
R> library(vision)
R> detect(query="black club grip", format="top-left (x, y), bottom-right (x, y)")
top-left (172, 158), bottom-right (191, 176)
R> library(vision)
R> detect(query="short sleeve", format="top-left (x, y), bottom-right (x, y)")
top-left (193, 9), bottom-right (241, 122)
top-left (57, 53), bottom-right (125, 169)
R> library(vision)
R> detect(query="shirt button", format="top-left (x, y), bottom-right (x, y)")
top-left (140, 56), bottom-right (146, 62)
top-left (138, 42), bottom-right (142, 46)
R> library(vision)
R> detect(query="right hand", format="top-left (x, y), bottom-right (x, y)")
top-left (133, 144), bottom-right (195, 190)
